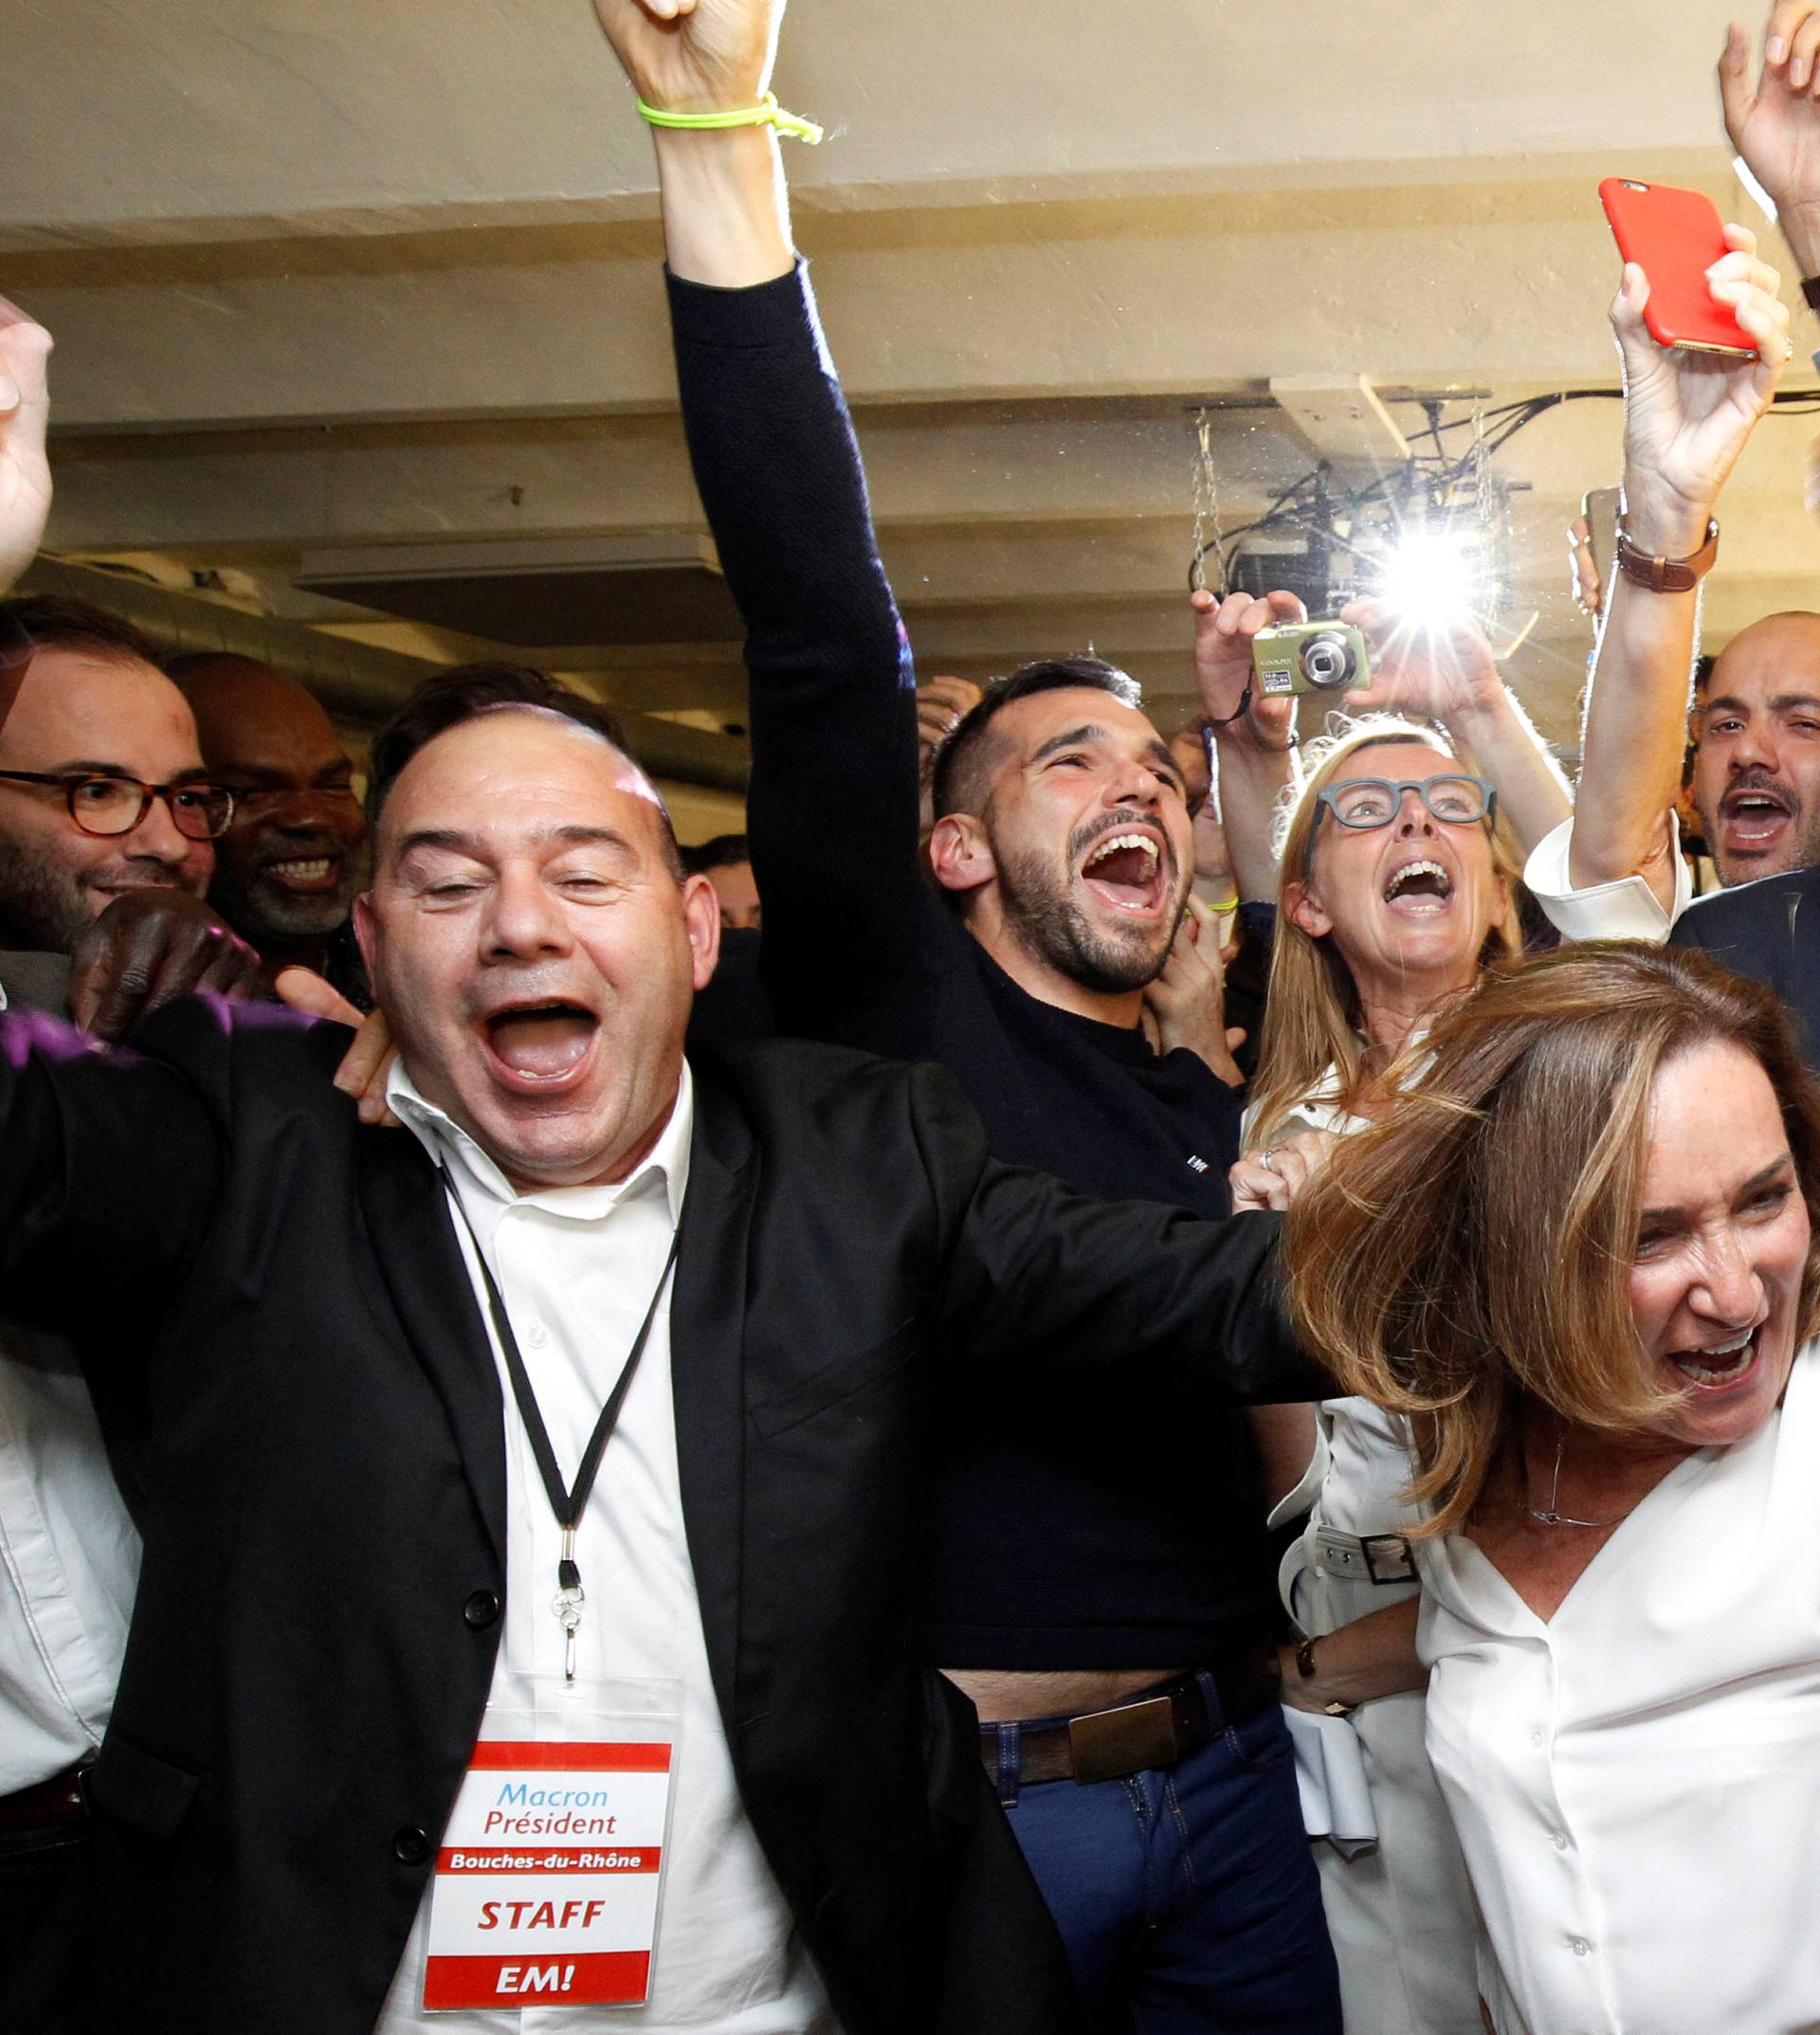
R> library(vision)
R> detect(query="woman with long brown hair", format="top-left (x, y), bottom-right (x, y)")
top-left (1206, 222), bottom-right (1792, 2035)
top-left (1282, 941), bottom-right (1820, 2035)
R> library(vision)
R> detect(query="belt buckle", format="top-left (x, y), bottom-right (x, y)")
top-left (1067, 1694), bottom-right (1179, 1787)
top-left (1359, 1533), bottom-right (1415, 1585)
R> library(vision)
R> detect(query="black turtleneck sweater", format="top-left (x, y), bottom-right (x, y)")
top-left (669, 262), bottom-right (1275, 1668)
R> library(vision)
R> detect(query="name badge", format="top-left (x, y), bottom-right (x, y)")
top-left (425, 1737), bottom-right (675, 2010)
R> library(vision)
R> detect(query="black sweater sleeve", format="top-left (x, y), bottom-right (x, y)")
top-left (666, 263), bottom-right (945, 1022)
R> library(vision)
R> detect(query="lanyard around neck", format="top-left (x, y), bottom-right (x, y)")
top-left (439, 1157), bottom-right (682, 1678)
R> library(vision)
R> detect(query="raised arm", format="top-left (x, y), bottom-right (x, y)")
top-left (1560, 229), bottom-right (1787, 918)
top-left (590, 0), bottom-right (934, 1022)
top-left (1192, 588), bottom-right (1305, 902)
top-left (0, 294), bottom-right (51, 603)
top-left (1721, 4), bottom-right (1820, 287)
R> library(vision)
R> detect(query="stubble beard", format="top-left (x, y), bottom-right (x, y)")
top-left (0, 833), bottom-right (193, 954)
top-left (991, 832), bottom-right (1178, 995)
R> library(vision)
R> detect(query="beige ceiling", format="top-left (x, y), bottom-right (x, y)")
top-left (8, 0), bottom-right (1819, 812)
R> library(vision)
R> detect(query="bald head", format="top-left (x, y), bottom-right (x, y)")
top-left (1694, 611), bottom-right (1820, 884)
top-left (168, 654), bottom-right (365, 953)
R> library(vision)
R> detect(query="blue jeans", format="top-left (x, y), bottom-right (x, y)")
top-left (997, 1688), bottom-right (1340, 2035)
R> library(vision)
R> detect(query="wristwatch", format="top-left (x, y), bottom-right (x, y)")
top-left (1294, 1635), bottom-right (1356, 1718)
top-left (1613, 516), bottom-right (1720, 595)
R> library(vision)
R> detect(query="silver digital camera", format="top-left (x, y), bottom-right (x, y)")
top-left (1249, 620), bottom-right (1371, 698)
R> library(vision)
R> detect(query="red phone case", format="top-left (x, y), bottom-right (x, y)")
top-left (1598, 177), bottom-right (1756, 357)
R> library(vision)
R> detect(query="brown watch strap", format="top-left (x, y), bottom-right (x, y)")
top-left (1802, 274), bottom-right (1820, 314)
top-left (1614, 516), bottom-right (1720, 594)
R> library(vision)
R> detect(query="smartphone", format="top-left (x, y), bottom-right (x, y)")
top-left (1598, 178), bottom-right (1756, 357)
top-left (1581, 485), bottom-right (1620, 591)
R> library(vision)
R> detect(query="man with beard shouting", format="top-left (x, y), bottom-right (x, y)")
top-left (611, 0), bottom-right (1341, 2019)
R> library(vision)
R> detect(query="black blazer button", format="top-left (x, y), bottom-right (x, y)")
top-left (392, 1826), bottom-right (430, 1866)
top-left (464, 1590), bottom-right (500, 1630)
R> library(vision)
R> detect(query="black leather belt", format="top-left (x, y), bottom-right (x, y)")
top-left (978, 1651), bottom-right (1281, 1790)
top-left (0, 1762), bottom-right (89, 1849)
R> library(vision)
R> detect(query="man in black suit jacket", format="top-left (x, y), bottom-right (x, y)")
top-left (1669, 865), bottom-right (1820, 1066)
top-left (0, 647), bottom-right (1322, 2034)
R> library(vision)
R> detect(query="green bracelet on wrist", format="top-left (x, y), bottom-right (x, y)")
top-left (636, 91), bottom-right (824, 145)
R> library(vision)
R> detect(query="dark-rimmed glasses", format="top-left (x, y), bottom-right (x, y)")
top-left (0, 770), bottom-right (235, 841)
top-left (1312, 772), bottom-right (1496, 840)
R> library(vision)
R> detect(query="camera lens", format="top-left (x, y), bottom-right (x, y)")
top-left (1298, 630), bottom-right (1356, 689)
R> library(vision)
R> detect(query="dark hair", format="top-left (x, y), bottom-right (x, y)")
top-left (930, 655), bottom-right (1143, 820)
top-left (365, 662), bottom-right (682, 878)
top-left (680, 832), bottom-right (750, 875)
top-left (0, 595), bottom-right (158, 669)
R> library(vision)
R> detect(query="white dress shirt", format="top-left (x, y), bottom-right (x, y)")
top-left (1523, 811), bottom-right (1693, 943)
top-left (0, 971), bottom-right (141, 1798)
top-left (373, 1060), bottom-right (837, 2035)
top-left (1419, 1344), bottom-right (1820, 2035)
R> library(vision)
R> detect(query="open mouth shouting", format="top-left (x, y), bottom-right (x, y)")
top-left (479, 998), bottom-right (602, 1095)
top-left (1382, 856), bottom-right (1455, 917)
top-left (1666, 1325), bottom-right (1761, 1391)
top-left (1718, 780), bottom-right (1796, 859)
top-left (1077, 825), bottom-right (1172, 918)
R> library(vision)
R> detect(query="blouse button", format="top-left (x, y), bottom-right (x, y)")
top-left (1553, 1831), bottom-right (1569, 1850)
top-left (1529, 1728), bottom-right (1545, 1748)
top-left (1568, 1935), bottom-right (1590, 1956)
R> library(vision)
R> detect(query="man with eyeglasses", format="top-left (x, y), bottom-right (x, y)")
top-left (0, 300), bottom-right (261, 2034)
top-left (168, 652), bottom-right (372, 1004)
top-left (0, 598), bottom-right (223, 945)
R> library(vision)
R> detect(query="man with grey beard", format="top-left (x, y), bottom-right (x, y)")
top-left (169, 653), bottom-right (371, 1003)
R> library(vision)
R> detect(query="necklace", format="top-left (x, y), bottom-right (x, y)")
top-left (1524, 1434), bottom-right (1640, 1531)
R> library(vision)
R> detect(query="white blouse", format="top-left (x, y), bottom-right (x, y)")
top-left (1417, 1343), bottom-right (1820, 2035)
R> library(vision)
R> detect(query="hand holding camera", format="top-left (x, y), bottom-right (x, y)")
top-left (1338, 598), bottom-right (1502, 725)
top-left (1248, 618), bottom-right (1371, 700)
top-left (1192, 587), bottom-right (1306, 749)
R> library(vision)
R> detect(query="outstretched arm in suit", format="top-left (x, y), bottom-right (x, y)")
top-left (0, 1001), bottom-right (227, 1350)
top-left (906, 1061), bottom-right (1330, 1406)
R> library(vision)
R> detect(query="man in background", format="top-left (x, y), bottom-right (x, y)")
top-left (681, 830), bottom-right (761, 930)
top-left (0, 305), bottom-right (262, 2034)
top-left (168, 652), bottom-right (370, 1002)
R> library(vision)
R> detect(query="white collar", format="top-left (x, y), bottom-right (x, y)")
top-left (386, 1053), bottom-right (693, 1228)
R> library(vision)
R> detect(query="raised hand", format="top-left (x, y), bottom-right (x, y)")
top-left (1609, 225), bottom-right (1789, 552)
top-left (65, 890), bottom-right (264, 1045)
top-left (1141, 895), bottom-right (1245, 1086)
top-left (588, 0), bottom-right (783, 112)
top-left (1720, 8), bottom-right (1820, 269)
top-left (1339, 598), bottom-right (1503, 726)
top-left (1191, 587), bottom-right (1301, 754)
top-left (0, 296), bottom-right (52, 598)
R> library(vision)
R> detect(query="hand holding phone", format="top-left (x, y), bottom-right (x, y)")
top-left (1602, 208), bottom-right (1790, 560)
top-left (1598, 179), bottom-right (1757, 357)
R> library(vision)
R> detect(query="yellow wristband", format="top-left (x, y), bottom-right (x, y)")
top-left (636, 91), bottom-right (824, 145)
